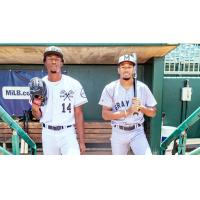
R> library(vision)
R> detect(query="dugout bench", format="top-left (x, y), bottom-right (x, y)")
top-left (0, 121), bottom-right (113, 155)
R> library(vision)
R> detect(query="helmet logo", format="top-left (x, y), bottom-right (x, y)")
top-left (124, 55), bottom-right (131, 61)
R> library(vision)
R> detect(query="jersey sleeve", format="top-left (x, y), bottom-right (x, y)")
top-left (74, 81), bottom-right (88, 107)
top-left (144, 85), bottom-right (157, 107)
top-left (98, 85), bottom-right (113, 108)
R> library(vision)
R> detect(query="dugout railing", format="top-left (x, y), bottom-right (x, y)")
top-left (0, 105), bottom-right (37, 155)
top-left (160, 106), bottom-right (200, 155)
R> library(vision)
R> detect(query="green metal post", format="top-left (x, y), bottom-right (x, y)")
top-left (12, 130), bottom-right (20, 155)
top-left (160, 106), bottom-right (200, 154)
top-left (178, 131), bottom-right (187, 155)
top-left (147, 57), bottom-right (164, 154)
top-left (0, 105), bottom-right (37, 154)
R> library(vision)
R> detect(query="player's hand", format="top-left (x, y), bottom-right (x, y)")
top-left (132, 97), bottom-right (141, 112)
top-left (127, 105), bottom-right (139, 115)
top-left (32, 96), bottom-right (43, 106)
top-left (31, 97), bottom-right (42, 114)
top-left (32, 100), bottom-right (41, 111)
top-left (127, 98), bottom-right (141, 115)
top-left (31, 98), bottom-right (42, 120)
top-left (79, 141), bottom-right (86, 155)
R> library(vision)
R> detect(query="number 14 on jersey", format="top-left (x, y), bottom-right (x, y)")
top-left (62, 103), bottom-right (71, 113)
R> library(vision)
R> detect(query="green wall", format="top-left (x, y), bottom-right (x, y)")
top-left (66, 65), bottom-right (118, 121)
top-left (162, 77), bottom-right (200, 138)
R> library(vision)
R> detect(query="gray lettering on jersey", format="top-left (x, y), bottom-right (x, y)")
top-left (121, 101), bottom-right (125, 107)
top-left (114, 100), bottom-right (130, 111)
top-left (60, 90), bottom-right (74, 101)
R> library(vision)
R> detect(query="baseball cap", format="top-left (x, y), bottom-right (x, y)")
top-left (118, 53), bottom-right (137, 65)
top-left (43, 46), bottom-right (64, 62)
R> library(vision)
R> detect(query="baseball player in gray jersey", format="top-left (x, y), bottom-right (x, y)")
top-left (31, 46), bottom-right (88, 155)
top-left (99, 53), bottom-right (157, 155)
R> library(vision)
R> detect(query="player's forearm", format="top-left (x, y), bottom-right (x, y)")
top-left (74, 107), bottom-right (85, 143)
top-left (76, 125), bottom-right (85, 143)
top-left (32, 110), bottom-right (42, 119)
top-left (102, 109), bottom-right (126, 120)
top-left (139, 105), bottom-right (156, 117)
top-left (32, 105), bottom-right (42, 119)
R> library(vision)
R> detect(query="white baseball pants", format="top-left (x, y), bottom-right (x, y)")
top-left (111, 126), bottom-right (152, 155)
top-left (42, 126), bottom-right (80, 155)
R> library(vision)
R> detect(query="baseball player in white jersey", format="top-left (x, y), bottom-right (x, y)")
top-left (99, 53), bottom-right (157, 155)
top-left (31, 46), bottom-right (88, 155)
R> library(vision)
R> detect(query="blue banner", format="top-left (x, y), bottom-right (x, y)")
top-left (0, 70), bottom-right (47, 116)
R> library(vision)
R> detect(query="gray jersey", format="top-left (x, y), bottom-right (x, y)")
top-left (99, 80), bottom-right (157, 126)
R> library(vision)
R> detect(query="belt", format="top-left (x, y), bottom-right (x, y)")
top-left (42, 123), bottom-right (72, 131)
top-left (114, 123), bottom-right (142, 131)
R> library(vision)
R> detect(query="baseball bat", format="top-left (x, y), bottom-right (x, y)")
top-left (133, 61), bottom-right (139, 115)
top-left (133, 73), bottom-right (137, 97)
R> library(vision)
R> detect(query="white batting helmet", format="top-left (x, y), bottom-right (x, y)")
top-left (118, 53), bottom-right (137, 65)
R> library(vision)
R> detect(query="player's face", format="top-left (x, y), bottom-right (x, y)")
top-left (45, 55), bottom-right (63, 74)
top-left (118, 61), bottom-right (135, 80)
